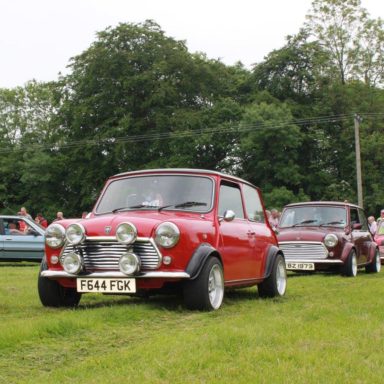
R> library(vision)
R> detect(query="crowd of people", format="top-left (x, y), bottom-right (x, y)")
top-left (13, 207), bottom-right (89, 232)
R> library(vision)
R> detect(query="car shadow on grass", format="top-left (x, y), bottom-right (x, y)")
top-left (287, 270), bottom-right (340, 278)
top-left (78, 292), bottom-right (185, 311)
top-left (76, 288), bottom-right (271, 311)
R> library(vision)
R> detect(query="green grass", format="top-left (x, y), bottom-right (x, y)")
top-left (1, 263), bottom-right (384, 383)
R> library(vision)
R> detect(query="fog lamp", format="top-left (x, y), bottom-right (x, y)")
top-left (116, 222), bottom-right (137, 244)
top-left (66, 223), bottom-right (86, 245)
top-left (62, 252), bottom-right (83, 274)
top-left (119, 252), bottom-right (140, 275)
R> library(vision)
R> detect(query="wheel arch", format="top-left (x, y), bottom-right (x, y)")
top-left (262, 245), bottom-right (285, 279)
top-left (185, 243), bottom-right (223, 280)
top-left (340, 243), bottom-right (356, 263)
top-left (367, 243), bottom-right (379, 263)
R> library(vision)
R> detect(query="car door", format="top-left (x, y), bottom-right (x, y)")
top-left (350, 208), bottom-right (369, 264)
top-left (242, 184), bottom-right (270, 278)
top-left (217, 181), bottom-right (257, 282)
top-left (2, 218), bottom-right (44, 260)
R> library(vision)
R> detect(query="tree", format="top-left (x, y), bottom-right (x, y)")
top-left (251, 30), bottom-right (329, 103)
top-left (237, 102), bottom-right (303, 192)
top-left (305, 0), bottom-right (384, 87)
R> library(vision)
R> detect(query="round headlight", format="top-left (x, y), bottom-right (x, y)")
top-left (116, 222), bottom-right (137, 244)
top-left (155, 222), bottom-right (180, 248)
top-left (119, 252), bottom-right (140, 275)
top-left (62, 252), bottom-right (83, 274)
top-left (66, 223), bottom-right (86, 245)
top-left (324, 233), bottom-right (338, 248)
top-left (45, 223), bottom-right (65, 249)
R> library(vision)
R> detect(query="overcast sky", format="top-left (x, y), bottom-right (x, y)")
top-left (0, 0), bottom-right (382, 88)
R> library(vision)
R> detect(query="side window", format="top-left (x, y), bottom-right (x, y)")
top-left (358, 209), bottom-right (368, 231)
top-left (350, 208), bottom-right (360, 225)
top-left (3, 219), bottom-right (26, 236)
top-left (218, 183), bottom-right (244, 219)
top-left (242, 184), bottom-right (265, 223)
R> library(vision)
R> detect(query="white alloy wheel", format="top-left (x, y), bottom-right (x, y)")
top-left (276, 258), bottom-right (287, 296)
top-left (351, 253), bottom-right (357, 277)
top-left (208, 264), bottom-right (224, 310)
top-left (376, 252), bottom-right (381, 272)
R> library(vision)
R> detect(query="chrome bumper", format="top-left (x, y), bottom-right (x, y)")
top-left (41, 270), bottom-right (190, 279)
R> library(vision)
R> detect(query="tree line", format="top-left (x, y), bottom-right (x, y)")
top-left (0, 0), bottom-right (383, 220)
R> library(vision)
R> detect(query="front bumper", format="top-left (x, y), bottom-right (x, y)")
top-left (41, 270), bottom-right (190, 279)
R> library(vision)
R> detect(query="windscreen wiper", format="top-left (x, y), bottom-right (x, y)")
top-left (158, 201), bottom-right (207, 212)
top-left (112, 203), bottom-right (159, 213)
top-left (292, 220), bottom-right (317, 227)
top-left (319, 221), bottom-right (344, 226)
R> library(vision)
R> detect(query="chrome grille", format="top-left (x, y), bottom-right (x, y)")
top-left (60, 238), bottom-right (161, 271)
top-left (279, 242), bottom-right (328, 260)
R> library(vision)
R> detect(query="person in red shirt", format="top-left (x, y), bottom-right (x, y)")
top-left (35, 213), bottom-right (48, 228)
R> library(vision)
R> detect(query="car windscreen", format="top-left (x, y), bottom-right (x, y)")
top-left (96, 175), bottom-right (214, 214)
top-left (279, 206), bottom-right (347, 228)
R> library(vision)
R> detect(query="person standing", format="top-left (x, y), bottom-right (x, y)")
top-left (368, 216), bottom-right (377, 236)
top-left (377, 209), bottom-right (384, 223)
top-left (269, 209), bottom-right (280, 230)
top-left (35, 213), bottom-right (48, 228)
top-left (54, 212), bottom-right (64, 221)
top-left (18, 207), bottom-right (32, 232)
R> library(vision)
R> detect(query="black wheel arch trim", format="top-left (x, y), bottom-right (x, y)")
top-left (186, 243), bottom-right (222, 280)
top-left (262, 245), bottom-right (284, 279)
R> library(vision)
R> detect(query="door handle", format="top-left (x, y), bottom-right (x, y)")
top-left (247, 231), bottom-right (256, 235)
top-left (5, 238), bottom-right (13, 241)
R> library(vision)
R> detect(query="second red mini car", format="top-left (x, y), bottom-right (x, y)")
top-left (277, 201), bottom-right (381, 276)
top-left (38, 169), bottom-right (287, 310)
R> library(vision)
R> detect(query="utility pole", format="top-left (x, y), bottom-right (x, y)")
top-left (354, 114), bottom-right (363, 208)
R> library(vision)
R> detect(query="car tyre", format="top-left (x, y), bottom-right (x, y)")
top-left (183, 256), bottom-right (224, 311)
top-left (342, 249), bottom-right (358, 277)
top-left (365, 249), bottom-right (381, 273)
top-left (258, 254), bottom-right (287, 298)
top-left (38, 259), bottom-right (82, 307)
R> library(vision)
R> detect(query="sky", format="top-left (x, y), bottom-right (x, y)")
top-left (0, 0), bottom-right (382, 88)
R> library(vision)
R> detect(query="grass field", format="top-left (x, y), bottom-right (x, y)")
top-left (1, 263), bottom-right (384, 383)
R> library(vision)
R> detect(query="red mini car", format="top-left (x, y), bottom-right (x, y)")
top-left (38, 169), bottom-right (287, 310)
top-left (374, 220), bottom-right (384, 261)
top-left (277, 201), bottom-right (381, 276)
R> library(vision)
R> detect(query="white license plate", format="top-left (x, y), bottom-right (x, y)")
top-left (77, 278), bottom-right (136, 293)
top-left (286, 262), bottom-right (315, 271)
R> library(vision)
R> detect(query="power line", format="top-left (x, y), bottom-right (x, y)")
top-left (0, 113), bottom-right (381, 154)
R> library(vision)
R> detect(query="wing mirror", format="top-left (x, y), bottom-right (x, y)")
top-left (220, 210), bottom-right (235, 223)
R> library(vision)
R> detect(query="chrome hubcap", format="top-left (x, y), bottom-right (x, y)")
top-left (276, 259), bottom-right (287, 296)
top-left (208, 264), bottom-right (224, 309)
